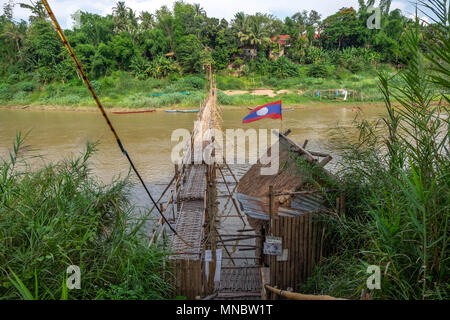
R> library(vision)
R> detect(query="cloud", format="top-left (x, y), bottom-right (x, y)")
top-left (3, 0), bottom-right (412, 28)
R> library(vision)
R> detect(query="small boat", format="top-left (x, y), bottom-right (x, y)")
top-left (247, 107), bottom-right (294, 111)
top-left (112, 109), bottom-right (155, 114)
top-left (164, 109), bottom-right (199, 113)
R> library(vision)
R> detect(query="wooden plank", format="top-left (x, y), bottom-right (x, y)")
top-left (281, 217), bottom-right (285, 292)
top-left (311, 216), bottom-right (316, 274)
top-left (278, 217), bottom-right (282, 297)
top-left (290, 216), bottom-right (296, 291)
top-left (298, 216), bottom-right (303, 283)
top-left (285, 218), bottom-right (289, 291)
top-left (303, 213), bottom-right (308, 281)
top-left (308, 212), bottom-right (313, 277)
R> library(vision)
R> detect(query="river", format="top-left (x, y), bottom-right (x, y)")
top-left (0, 104), bottom-right (386, 212)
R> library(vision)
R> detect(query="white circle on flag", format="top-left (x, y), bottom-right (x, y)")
top-left (256, 107), bottom-right (269, 116)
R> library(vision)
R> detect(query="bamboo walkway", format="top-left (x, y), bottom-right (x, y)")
top-left (159, 69), bottom-right (264, 299)
top-left (214, 266), bottom-right (262, 300)
top-left (170, 75), bottom-right (217, 261)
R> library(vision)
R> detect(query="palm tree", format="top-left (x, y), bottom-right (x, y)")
top-left (1, 22), bottom-right (23, 60)
top-left (193, 3), bottom-right (206, 17)
top-left (246, 14), bottom-right (271, 50)
top-left (126, 8), bottom-right (138, 33)
top-left (19, 1), bottom-right (47, 22)
top-left (380, 0), bottom-right (392, 14)
top-left (358, 0), bottom-right (391, 14)
top-left (112, 1), bottom-right (128, 33)
top-left (232, 12), bottom-right (249, 47)
top-left (235, 13), bottom-right (270, 59)
top-left (155, 6), bottom-right (175, 52)
top-left (139, 11), bottom-right (154, 30)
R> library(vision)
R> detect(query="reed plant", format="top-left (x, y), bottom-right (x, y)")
top-left (302, 0), bottom-right (449, 299)
top-left (0, 134), bottom-right (172, 299)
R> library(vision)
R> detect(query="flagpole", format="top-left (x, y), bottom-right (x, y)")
top-left (280, 104), bottom-right (283, 134)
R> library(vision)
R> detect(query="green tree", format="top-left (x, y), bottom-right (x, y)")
top-left (109, 31), bottom-right (135, 70)
top-left (320, 7), bottom-right (363, 49)
top-left (175, 34), bottom-right (204, 73)
top-left (19, 1), bottom-right (47, 23)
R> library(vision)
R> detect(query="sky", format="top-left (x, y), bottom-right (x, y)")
top-left (2, 0), bottom-right (418, 29)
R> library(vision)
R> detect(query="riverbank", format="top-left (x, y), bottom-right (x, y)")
top-left (0, 100), bottom-right (386, 113)
top-left (0, 71), bottom-right (392, 111)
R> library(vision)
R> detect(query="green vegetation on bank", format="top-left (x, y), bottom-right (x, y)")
top-left (0, 135), bottom-right (172, 299)
top-left (0, 1), bottom-right (420, 109)
top-left (0, 66), bottom-right (392, 109)
top-left (301, 1), bottom-right (449, 300)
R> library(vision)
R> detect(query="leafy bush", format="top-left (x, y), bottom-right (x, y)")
top-left (308, 64), bottom-right (330, 78)
top-left (0, 136), bottom-right (172, 300)
top-left (233, 58), bottom-right (244, 67)
top-left (0, 84), bottom-right (13, 101)
top-left (17, 81), bottom-right (35, 92)
top-left (216, 76), bottom-right (247, 90)
top-left (89, 80), bottom-right (101, 93)
top-left (266, 57), bottom-right (300, 79)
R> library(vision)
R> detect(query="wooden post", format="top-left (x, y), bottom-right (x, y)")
top-left (302, 139), bottom-right (309, 148)
top-left (336, 197), bottom-right (340, 215)
top-left (340, 191), bottom-right (346, 215)
top-left (269, 185), bottom-right (274, 235)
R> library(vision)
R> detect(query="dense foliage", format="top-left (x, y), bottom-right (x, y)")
top-left (0, 0), bottom-right (412, 86)
top-left (0, 136), bottom-right (172, 299)
top-left (302, 0), bottom-right (449, 300)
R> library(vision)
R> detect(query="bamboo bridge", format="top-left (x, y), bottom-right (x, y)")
top-left (148, 67), bottom-right (340, 300)
top-left (148, 67), bottom-right (264, 299)
top-left (42, 0), bottom-right (344, 300)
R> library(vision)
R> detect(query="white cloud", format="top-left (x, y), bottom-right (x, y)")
top-left (2, 0), bottom-right (412, 28)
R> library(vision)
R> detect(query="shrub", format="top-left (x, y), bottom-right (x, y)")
top-left (308, 64), bottom-right (330, 78)
top-left (216, 76), bottom-right (247, 90)
top-left (233, 58), bottom-right (244, 68)
top-left (0, 84), bottom-right (13, 101)
top-left (17, 82), bottom-right (35, 92)
top-left (0, 137), bottom-right (172, 300)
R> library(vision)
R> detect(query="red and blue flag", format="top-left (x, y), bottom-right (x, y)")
top-left (242, 100), bottom-right (282, 124)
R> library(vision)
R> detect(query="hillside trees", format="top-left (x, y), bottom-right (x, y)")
top-left (0, 0), bottom-right (414, 83)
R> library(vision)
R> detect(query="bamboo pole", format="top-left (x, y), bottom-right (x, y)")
top-left (147, 173), bottom-right (176, 218)
top-left (319, 155), bottom-right (333, 167)
top-left (264, 284), bottom-right (346, 300)
top-left (214, 226), bottom-right (235, 266)
top-left (269, 185), bottom-right (274, 235)
top-left (222, 157), bottom-right (239, 184)
top-left (279, 133), bottom-right (316, 162)
top-left (217, 166), bottom-right (246, 226)
top-left (148, 173), bottom-right (183, 247)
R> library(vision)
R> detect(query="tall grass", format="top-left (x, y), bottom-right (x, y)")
top-left (0, 134), bottom-right (172, 299)
top-left (0, 65), bottom-right (401, 108)
top-left (302, 1), bottom-right (449, 299)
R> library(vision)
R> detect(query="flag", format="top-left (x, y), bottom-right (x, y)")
top-left (242, 100), bottom-right (282, 124)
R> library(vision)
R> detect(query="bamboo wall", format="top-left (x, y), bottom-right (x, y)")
top-left (266, 212), bottom-right (327, 300)
top-left (170, 259), bottom-right (204, 299)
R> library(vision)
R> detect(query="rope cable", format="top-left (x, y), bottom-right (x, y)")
top-left (41, 0), bottom-right (193, 248)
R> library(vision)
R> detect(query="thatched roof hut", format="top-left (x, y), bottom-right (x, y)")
top-left (236, 131), bottom-right (336, 229)
top-left (235, 132), bottom-right (340, 295)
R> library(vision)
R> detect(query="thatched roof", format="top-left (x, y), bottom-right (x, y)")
top-left (237, 132), bottom-right (328, 197)
top-left (236, 132), bottom-right (334, 223)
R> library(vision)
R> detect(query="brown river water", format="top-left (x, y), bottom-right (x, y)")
top-left (0, 104), bottom-right (386, 212)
